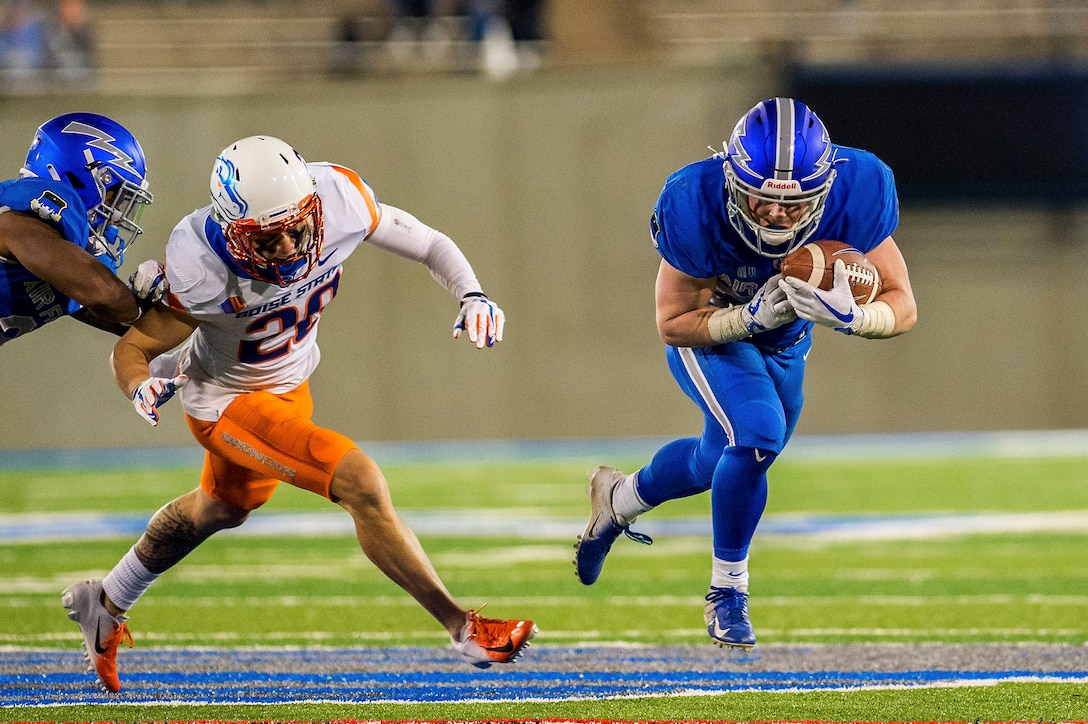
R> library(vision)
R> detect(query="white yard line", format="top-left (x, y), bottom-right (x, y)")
top-left (4, 429), bottom-right (1088, 472)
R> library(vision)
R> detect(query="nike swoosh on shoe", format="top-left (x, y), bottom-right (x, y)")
top-left (94, 622), bottom-right (109, 655)
top-left (712, 620), bottom-right (734, 640)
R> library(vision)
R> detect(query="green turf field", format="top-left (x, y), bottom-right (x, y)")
top-left (2, 447), bottom-right (1088, 721)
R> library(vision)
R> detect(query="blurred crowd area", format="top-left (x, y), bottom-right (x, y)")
top-left (0, 0), bottom-right (95, 82)
top-left (1, 1), bottom-right (1087, 92)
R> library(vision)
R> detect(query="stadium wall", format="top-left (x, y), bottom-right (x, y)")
top-left (2, 65), bottom-right (1087, 450)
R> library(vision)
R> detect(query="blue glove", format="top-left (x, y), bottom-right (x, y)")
top-left (131, 375), bottom-right (189, 426)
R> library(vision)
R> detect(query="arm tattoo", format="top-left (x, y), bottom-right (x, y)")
top-left (133, 500), bottom-right (214, 574)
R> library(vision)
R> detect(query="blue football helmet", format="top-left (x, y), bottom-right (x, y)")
top-left (21, 112), bottom-right (153, 266)
top-left (723, 97), bottom-right (837, 258)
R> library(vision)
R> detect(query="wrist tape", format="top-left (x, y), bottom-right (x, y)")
top-left (707, 305), bottom-right (752, 344)
top-left (855, 300), bottom-right (895, 338)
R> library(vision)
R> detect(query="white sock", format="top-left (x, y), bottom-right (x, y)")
top-left (711, 555), bottom-right (749, 593)
top-left (102, 547), bottom-right (160, 613)
top-left (612, 471), bottom-right (653, 524)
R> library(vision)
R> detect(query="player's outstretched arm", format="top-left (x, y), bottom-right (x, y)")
top-left (0, 210), bottom-right (141, 327)
top-left (367, 204), bottom-right (504, 348)
top-left (111, 305), bottom-right (198, 426)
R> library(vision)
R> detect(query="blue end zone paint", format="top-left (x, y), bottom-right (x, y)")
top-left (4, 509), bottom-right (1088, 543)
top-left (2, 647), bottom-right (1087, 707)
top-left (4, 430), bottom-right (1088, 471)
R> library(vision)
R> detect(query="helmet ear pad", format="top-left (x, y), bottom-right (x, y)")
top-left (723, 97), bottom-right (836, 258)
top-left (210, 136), bottom-right (324, 286)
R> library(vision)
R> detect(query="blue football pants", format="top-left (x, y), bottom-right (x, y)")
top-left (635, 336), bottom-right (810, 560)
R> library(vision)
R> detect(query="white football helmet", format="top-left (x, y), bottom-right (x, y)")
top-left (209, 135), bottom-right (324, 286)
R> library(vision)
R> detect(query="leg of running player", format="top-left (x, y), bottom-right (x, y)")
top-left (329, 449), bottom-right (466, 638)
top-left (100, 488), bottom-right (250, 617)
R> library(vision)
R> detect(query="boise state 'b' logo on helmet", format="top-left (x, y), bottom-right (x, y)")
top-left (211, 156), bottom-right (247, 222)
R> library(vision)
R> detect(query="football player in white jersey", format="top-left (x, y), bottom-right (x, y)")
top-left (61, 135), bottom-right (534, 693)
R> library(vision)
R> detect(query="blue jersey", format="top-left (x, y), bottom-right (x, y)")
top-left (652, 144), bottom-right (898, 351)
top-left (0, 177), bottom-right (113, 345)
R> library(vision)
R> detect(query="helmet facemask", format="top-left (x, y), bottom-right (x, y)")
top-left (224, 192), bottom-right (324, 287)
top-left (725, 163), bottom-right (835, 258)
top-left (86, 162), bottom-right (153, 263)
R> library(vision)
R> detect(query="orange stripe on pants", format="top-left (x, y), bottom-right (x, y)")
top-left (185, 381), bottom-right (358, 510)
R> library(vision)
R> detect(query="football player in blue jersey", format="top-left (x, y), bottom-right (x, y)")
top-left (0, 112), bottom-right (161, 346)
top-left (574, 97), bottom-right (918, 650)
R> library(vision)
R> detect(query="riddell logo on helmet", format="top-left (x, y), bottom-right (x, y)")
top-left (761, 179), bottom-right (802, 192)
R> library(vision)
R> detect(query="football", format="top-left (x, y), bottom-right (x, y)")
top-left (780, 240), bottom-right (881, 304)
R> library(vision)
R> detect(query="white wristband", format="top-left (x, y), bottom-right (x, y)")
top-left (855, 300), bottom-right (895, 338)
top-left (707, 305), bottom-right (752, 344)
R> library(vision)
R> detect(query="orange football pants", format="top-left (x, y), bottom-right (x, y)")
top-left (184, 381), bottom-right (359, 510)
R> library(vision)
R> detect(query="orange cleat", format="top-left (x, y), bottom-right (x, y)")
top-left (61, 580), bottom-right (134, 693)
top-left (451, 607), bottom-right (537, 669)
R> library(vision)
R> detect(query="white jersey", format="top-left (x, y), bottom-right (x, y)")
top-left (164, 162), bottom-right (483, 421)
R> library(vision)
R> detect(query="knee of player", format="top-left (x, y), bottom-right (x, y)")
top-left (736, 400), bottom-right (788, 450)
top-left (330, 450), bottom-right (392, 510)
top-left (198, 501), bottom-right (250, 532)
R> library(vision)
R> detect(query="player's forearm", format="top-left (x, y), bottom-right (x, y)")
top-left (112, 306), bottom-right (198, 395)
top-left (71, 307), bottom-right (130, 336)
top-left (863, 288), bottom-right (917, 338)
top-left (657, 307), bottom-right (719, 347)
top-left (864, 237), bottom-right (917, 337)
top-left (368, 205), bottom-right (483, 299)
top-left (111, 338), bottom-right (154, 397)
top-left (81, 283), bottom-right (142, 326)
top-left (420, 233), bottom-right (484, 300)
top-left (655, 261), bottom-right (720, 347)
top-left (884, 289), bottom-right (917, 336)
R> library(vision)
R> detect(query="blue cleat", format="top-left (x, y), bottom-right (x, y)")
top-left (704, 586), bottom-right (757, 650)
top-left (573, 466), bottom-right (651, 585)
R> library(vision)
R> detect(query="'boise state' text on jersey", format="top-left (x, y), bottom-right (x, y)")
top-left (0, 177), bottom-right (116, 346)
top-left (652, 145), bottom-right (898, 350)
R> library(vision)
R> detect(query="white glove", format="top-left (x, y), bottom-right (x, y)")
top-left (129, 259), bottom-right (168, 304)
top-left (453, 294), bottom-right (505, 349)
top-left (131, 375), bottom-right (188, 426)
top-left (741, 274), bottom-right (797, 333)
top-left (780, 259), bottom-right (864, 334)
